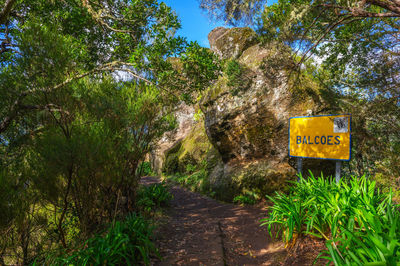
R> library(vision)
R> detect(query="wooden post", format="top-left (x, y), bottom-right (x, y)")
top-left (297, 158), bottom-right (303, 180)
top-left (335, 161), bottom-right (342, 183)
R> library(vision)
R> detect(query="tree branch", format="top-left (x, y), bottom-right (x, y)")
top-left (0, 0), bottom-right (16, 24)
top-left (317, 3), bottom-right (400, 17)
top-left (367, 0), bottom-right (400, 15)
top-left (81, 0), bottom-right (136, 34)
top-left (0, 61), bottom-right (151, 134)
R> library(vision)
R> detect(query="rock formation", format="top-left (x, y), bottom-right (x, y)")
top-left (156, 27), bottom-right (337, 201)
top-left (150, 103), bottom-right (195, 174)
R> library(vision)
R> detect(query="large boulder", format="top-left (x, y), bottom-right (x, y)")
top-left (201, 28), bottom-right (337, 200)
top-left (154, 27), bottom-right (338, 201)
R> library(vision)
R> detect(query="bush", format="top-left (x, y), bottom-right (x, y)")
top-left (261, 173), bottom-right (400, 265)
top-left (233, 191), bottom-right (259, 205)
top-left (49, 213), bottom-right (158, 265)
top-left (225, 59), bottom-right (251, 96)
top-left (137, 161), bottom-right (154, 177)
top-left (136, 183), bottom-right (173, 212)
top-left (323, 203), bottom-right (400, 265)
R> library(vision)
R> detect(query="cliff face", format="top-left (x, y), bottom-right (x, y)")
top-left (156, 27), bottom-right (336, 201)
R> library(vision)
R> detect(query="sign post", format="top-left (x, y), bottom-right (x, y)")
top-left (335, 161), bottom-right (342, 183)
top-left (297, 158), bottom-right (303, 176)
top-left (289, 114), bottom-right (351, 183)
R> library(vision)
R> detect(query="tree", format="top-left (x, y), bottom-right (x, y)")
top-left (0, 0), bottom-right (220, 263)
top-left (200, 0), bottom-right (400, 180)
top-left (199, 0), bottom-right (266, 25)
top-left (260, 0), bottom-right (400, 178)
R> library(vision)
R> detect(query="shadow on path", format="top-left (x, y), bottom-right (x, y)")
top-left (141, 177), bottom-right (286, 266)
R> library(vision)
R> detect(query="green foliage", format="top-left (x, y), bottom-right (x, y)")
top-left (226, 60), bottom-right (243, 86)
top-left (233, 191), bottom-right (259, 205)
top-left (199, 0), bottom-right (266, 25)
top-left (225, 59), bottom-right (245, 96)
top-left (164, 159), bottom-right (212, 195)
top-left (48, 213), bottom-right (158, 266)
top-left (137, 162), bottom-right (154, 177)
top-left (180, 42), bottom-right (222, 100)
top-left (185, 163), bottom-right (197, 174)
top-left (323, 205), bottom-right (400, 265)
top-left (136, 183), bottom-right (173, 213)
top-left (193, 108), bottom-right (204, 122)
top-left (261, 173), bottom-right (400, 264)
top-left (0, 0), bottom-right (220, 263)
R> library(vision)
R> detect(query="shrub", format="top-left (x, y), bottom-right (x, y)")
top-left (233, 191), bottom-right (259, 205)
top-left (261, 173), bottom-right (400, 264)
top-left (136, 183), bottom-right (173, 212)
top-left (49, 213), bottom-right (158, 265)
top-left (225, 59), bottom-right (251, 96)
top-left (137, 161), bottom-right (154, 177)
top-left (163, 158), bottom-right (213, 196)
top-left (186, 163), bottom-right (197, 174)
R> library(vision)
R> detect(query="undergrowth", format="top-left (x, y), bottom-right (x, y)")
top-left (35, 183), bottom-right (172, 265)
top-left (137, 161), bottom-right (155, 176)
top-left (36, 213), bottom-right (158, 266)
top-left (233, 191), bottom-right (259, 205)
top-left (261, 172), bottom-right (400, 265)
top-left (163, 159), bottom-right (213, 196)
top-left (136, 183), bottom-right (173, 213)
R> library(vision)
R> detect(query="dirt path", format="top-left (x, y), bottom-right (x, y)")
top-left (142, 177), bottom-right (287, 266)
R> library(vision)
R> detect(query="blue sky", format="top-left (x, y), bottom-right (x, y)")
top-left (163, 0), bottom-right (226, 47)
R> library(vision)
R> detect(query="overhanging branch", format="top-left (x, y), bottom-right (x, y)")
top-left (0, 0), bottom-right (16, 24)
top-left (0, 61), bottom-right (152, 134)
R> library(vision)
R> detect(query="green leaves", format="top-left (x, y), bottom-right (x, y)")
top-left (53, 213), bottom-right (158, 265)
top-left (261, 174), bottom-right (400, 264)
top-left (136, 183), bottom-right (173, 213)
top-left (326, 204), bottom-right (400, 265)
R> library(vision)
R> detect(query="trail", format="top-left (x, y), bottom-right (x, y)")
top-left (141, 177), bottom-right (286, 266)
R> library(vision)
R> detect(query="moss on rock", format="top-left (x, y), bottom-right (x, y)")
top-left (162, 120), bottom-right (213, 175)
top-left (162, 141), bottom-right (182, 175)
top-left (230, 161), bottom-right (296, 200)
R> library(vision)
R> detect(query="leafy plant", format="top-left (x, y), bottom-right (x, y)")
top-left (233, 191), bottom-right (259, 205)
top-left (44, 213), bottom-right (158, 266)
top-left (137, 162), bottom-right (154, 177)
top-left (225, 59), bottom-right (244, 96)
top-left (186, 163), bottom-right (197, 174)
top-left (136, 183), bottom-right (173, 212)
top-left (323, 201), bottom-right (400, 265)
top-left (261, 173), bottom-right (400, 264)
top-left (164, 159), bottom-right (212, 196)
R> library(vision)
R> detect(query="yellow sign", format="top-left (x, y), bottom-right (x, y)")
top-left (289, 114), bottom-right (351, 161)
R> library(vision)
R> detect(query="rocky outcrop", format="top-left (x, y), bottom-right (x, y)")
top-left (201, 27), bottom-right (336, 200)
top-left (156, 27), bottom-right (337, 201)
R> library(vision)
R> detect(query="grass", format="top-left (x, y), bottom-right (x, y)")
top-left (261, 172), bottom-right (400, 265)
top-left (163, 166), bottom-right (211, 195)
